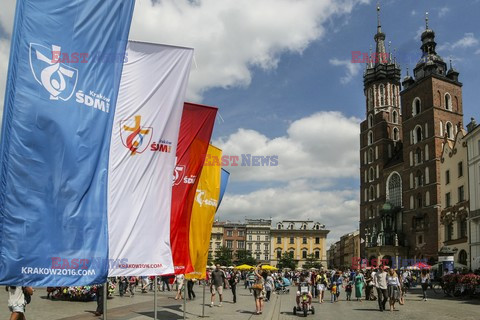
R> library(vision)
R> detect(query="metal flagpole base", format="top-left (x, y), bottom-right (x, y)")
top-left (183, 282), bottom-right (187, 320)
top-left (154, 276), bottom-right (158, 320)
top-left (199, 280), bottom-right (209, 318)
top-left (103, 281), bottom-right (108, 320)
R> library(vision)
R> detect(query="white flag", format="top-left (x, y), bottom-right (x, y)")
top-left (108, 41), bottom-right (193, 276)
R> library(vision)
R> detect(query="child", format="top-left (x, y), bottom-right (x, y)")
top-left (330, 283), bottom-right (337, 303)
top-left (345, 281), bottom-right (353, 301)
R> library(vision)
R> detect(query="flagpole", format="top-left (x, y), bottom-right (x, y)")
top-left (183, 280), bottom-right (187, 320)
top-left (154, 276), bottom-right (158, 320)
top-left (103, 281), bottom-right (108, 320)
top-left (201, 280), bottom-right (206, 318)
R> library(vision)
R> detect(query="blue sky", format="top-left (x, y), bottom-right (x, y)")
top-left (1, 0), bottom-right (479, 244)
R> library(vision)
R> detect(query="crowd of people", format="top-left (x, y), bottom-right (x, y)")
top-left (5, 263), bottom-right (454, 319)
top-left (199, 263), bottom-right (432, 314)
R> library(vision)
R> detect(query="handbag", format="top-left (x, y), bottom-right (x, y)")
top-left (252, 283), bottom-right (264, 290)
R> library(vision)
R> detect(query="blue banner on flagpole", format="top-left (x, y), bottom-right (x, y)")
top-left (217, 168), bottom-right (230, 211)
top-left (0, 0), bottom-right (135, 286)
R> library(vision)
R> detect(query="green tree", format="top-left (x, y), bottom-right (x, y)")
top-left (214, 246), bottom-right (233, 266)
top-left (277, 252), bottom-right (298, 270)
top-left (234, 249), bottom-right (257, 266)
top-left (302, 253), bottom-right (323, 270)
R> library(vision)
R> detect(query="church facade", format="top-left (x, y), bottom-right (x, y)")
top-left (359, 7), bottom-right (464, 266)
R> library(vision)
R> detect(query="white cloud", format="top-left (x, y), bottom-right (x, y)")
top-left (438, 33), bottom-right (479, 52)
top-left (213, 111), bottom-right (360, 182)
top-left (411, 10), bottom-right (417, 16)
top-left (329, 58), bottom-right (361, 84)
top-left (129, 0), bottom-right (370, 100)
top-left (438, 6), bottom-right (450, 18)
top-left (475, 48), bottom-right (480, 55)
top-left (0, 1), bottom-right (15, 36)
top-left (217, 183), bottom-right (359, 246)
top-left (214, 111), bottom-right (361, 244)
top-left (0, 0), bottom-right (370, 117)
top-left (451, 33), bottom-right (479, 49)
top-left (0, 38), bottom-right (10, 122)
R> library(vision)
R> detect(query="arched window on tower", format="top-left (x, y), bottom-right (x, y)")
top-left (415, 170), bottom-right (424, 188)
top-left (414, 125), bottom-right (423, 144)
top-left (393, 127), bottom-right (399, 141)
top-left (446, 122), bottom-right (453, 139)
top-left (415, 147), bottom-right (423, 165)
top-left (368, 88), bottom-right (373, 111)
top-left (369, 167), bottom-right (375, 182)
top-left (392, 110), bottom-right (398, 124)
top-left (416, 193), bottom-right (423, 208)
top-left (392, 86), bottom-right (397, 107)
top-left (413, 98), bottom-right (421, 116)
top-left (379, 84), bottom-right (385, 107)
top-left (368, 148), bottom-right (374, 163)
top-left (369, 186), bottom-right (375, 201)
top-left (386, 172), bottom-right (402, 207)
top-left (368, 114), bottom-right (373, 128)
top-left (445, 93), bottom-right (452, 111)
top-left (368, 131), bottom-right (374, 145)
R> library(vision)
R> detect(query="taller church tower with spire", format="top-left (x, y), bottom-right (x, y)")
top-left (359, 5), bottom-right (406, 264)
top-left (359, 8), bottom-right (464, 265)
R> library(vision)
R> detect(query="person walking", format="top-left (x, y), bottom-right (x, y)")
top-left (187, 279), bottom-right (196, 300)
top-left (252, 264), bottom-right (265, 315)
top-left (247, 269), bottom-right (256, 294)
top-left (364, 270), bottom-right (374, 301)
top-left (420, 269), bottom-right (430, 301)
top-left (128, 276), bottom-right (137, 297)
top-left (229, 270), bottom-right (239, 303)
top-left (265, 272), bottom-right (274, 302)
top-left (354, 270), bottom-right (366, 301)
top-left (387, 268), bottom-right (400, 311)
top-left (316, 270), bottom-right (328, 303)
top-left (94, 284), bottom-right (104, 316)
top-left (374, 265), bottom-right (388, 312)
top-left (210, 264), bottom-right (228, 307)
top-left (6, 286), bottom-right (33, 320)
top-left (174, 274), bottom-right (185, 300)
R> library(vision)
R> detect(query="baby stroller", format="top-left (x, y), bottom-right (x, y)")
top-left (275, 278), bottom-right (291, 294)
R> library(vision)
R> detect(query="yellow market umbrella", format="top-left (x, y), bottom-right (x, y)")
top-left (236, 264), bottom-right (254, 271)
top-left (261, 265), bottom-right (278, 271)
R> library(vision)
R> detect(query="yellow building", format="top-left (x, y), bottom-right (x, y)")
top-left (270, 220), bottom-right (329, 268)
top-left (209, 222), bottom-right (224, 262)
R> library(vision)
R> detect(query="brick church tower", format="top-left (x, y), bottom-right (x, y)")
top-left (400, 14), bottom-right (463, 262)
top-left (359, 6), bottom-right (405, 264)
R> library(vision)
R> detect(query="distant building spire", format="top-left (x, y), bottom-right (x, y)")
top-left (377, 2), bottom-right (382, 33)
top-left (425, 11), bottom-right (429, 29)
top-left (374, 2), bottom-right (386, 65)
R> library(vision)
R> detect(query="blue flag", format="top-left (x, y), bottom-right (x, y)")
top-left (0, 0), bottom-right (135, 286)
top-left (217, 168), bottom-right (230, 211)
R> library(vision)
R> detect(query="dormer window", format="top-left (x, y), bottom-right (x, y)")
top-left (288, 223), bottom-right (294, 230)
top-left (277, 223), bottom-right (283, 230)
